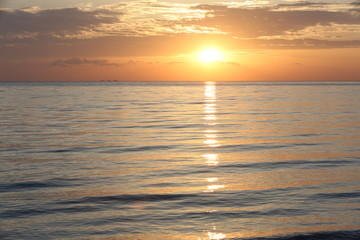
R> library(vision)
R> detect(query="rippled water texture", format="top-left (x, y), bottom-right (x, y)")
top-left (1, 81), bottom-right (360, 240)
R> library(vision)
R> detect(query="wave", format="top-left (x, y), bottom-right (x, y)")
top-left (0, 178), bottom-right (80, 192)
top-left (220, 158), bottom-right (357, 170)
top-left (60, 193), bottom-right (198, 205)
top-left (237, 230), bottom-right (360, 240)
top-left (216, 142), bottom-right (324, 152)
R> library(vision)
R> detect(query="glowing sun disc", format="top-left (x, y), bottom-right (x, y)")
top-left (198, 49), bottom-right (222, 63)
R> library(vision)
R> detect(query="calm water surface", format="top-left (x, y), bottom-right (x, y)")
top-left (0, 81), bottom-right (360, 240)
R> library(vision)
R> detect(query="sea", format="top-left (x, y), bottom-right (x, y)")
top-left (0, 81), bottom-right (359, 240)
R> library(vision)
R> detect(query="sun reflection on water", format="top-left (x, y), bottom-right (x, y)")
top-left (204, 83), bottom-right (216, 100)
top-left (204, 82), bottom-right (218, 125)
top-left (204, 103), bottom-right (216, 114)
top-left (207, 177), bottom-right (218, 182)
top-left (202, 81), bottom-right (227, 239)
top-left (203, 139), bottom-right (220, 147)
top-left (206, 184), bottom-right (225, 192)
top-left (204, 82), bottom-right (220, 148)
top-left (207, 231), bottom-right (227, 240)
top-left (203, 153), bottom-right (219, 166)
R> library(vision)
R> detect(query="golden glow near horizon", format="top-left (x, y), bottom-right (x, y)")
top-left (198, 49), bottom-right (223, 63)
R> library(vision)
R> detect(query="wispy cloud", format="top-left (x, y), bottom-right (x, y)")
top-left (191, 4), bottom-right (360, 38)
top-left (351, 0), bottom-right (360, 6)
top-left (276, 1), bottom-right (330, 8)
top-left (51, 58), bottom-right (120, 67)
top-left (0, 7), bottom-right (119, 39)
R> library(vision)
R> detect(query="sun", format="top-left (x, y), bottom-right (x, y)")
top-left (198, 48), bottom-right (223, 63)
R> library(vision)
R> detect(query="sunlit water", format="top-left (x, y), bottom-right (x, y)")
top-left (1, 81), bottom-right (360, 240)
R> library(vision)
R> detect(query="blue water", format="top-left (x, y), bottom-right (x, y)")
top-left (0, 81), bottom-right (359, 240)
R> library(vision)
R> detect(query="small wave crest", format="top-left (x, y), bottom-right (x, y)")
top-left (0, 178), bottom-right (80, 192)
top-left (220, 159), bottom-right (356, 171)
top-left (61, 193), bottom-right (197, 205)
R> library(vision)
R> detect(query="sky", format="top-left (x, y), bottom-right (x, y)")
top-left (0, 0), bottom-right (359, 81)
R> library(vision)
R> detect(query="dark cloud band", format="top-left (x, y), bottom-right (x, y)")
top-left (51, 58), bottom-right (120, 67)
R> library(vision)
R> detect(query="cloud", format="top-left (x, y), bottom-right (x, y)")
top-left (0, 0), bottom-right (359, 60)
top-left (0, 2), bottom-right (211, 39)
top-left (351, 1), bottom-right (360, 6)
top-left (51, 58), bottom-right (120, 67)
top-left (276, 1), bottom-right (330, 8)
top-left (1, 1), bottom-right (359, 40)
top-left (191, 4), bottom-right (360, 38)
top-left (0, 7), bottom-right (119, 39)
top-left (350, 1), bottom-right (360, 12)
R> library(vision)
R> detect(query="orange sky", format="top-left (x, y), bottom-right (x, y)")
top-left (0, 0), bottom-right (359, 81)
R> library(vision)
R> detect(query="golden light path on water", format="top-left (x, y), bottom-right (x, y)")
top-left (202, 82), bottom-right (226, 240)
